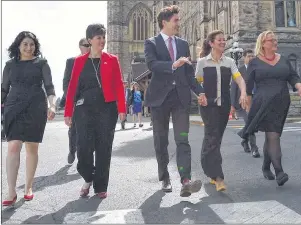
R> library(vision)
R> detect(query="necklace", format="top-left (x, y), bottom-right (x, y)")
top-left (264, 54), bottom-right (276, 61)
top-left (90, 58), bottom-right (102, 88)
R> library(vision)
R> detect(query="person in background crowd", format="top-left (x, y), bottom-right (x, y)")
top-left (121, 81), bottom-right (131, 130)
top-left (195, 30), bottom-right (247, 192)
top-left (130, 82), bottom-right (144, 128)
top-left (2, 31), bottom-right (56, 206)
top-left (238, 30), bottom-right (301, 186)
top-left (60, 38), bottom-right (90, 164)
top-left (64, 24), bottom-right (126, 199)
top-left (230, 49), bottom-right (260, 158)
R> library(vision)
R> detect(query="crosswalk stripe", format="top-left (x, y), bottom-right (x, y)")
top-left (63, 200), bottom-right (301, 224)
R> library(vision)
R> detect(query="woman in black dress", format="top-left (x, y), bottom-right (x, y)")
top-left (239, 30), bottom-right (301, 186)
top-left (1, 31), bottom-right (56, 206)
top-left (195, 30), bottom-right (248, 191)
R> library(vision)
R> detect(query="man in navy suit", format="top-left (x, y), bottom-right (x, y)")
top-left (144, 5), bottom-right (205, 197)
top-left (230, 49), bottom-right (260, 158)
top-left (60, 38), bottom-right (90, 164)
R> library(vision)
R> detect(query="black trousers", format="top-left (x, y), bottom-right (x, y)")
top-left (74, 102), bottom-right (118, 193)
top-left (151, 88), bottom-right (191, 183)
top-left (200, 104), bottom-right (230, 180)
top-left (236, 108), bottom-right (258, 150)
top-left (68, 116), bottom-right (77, 154)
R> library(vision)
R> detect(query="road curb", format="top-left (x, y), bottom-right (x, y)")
top-left (190, 118), bottom-right (301, 126)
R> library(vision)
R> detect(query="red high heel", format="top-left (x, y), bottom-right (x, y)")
top-left (96, 192), bottom-right (107, 199)
top-left (2, 195), bottom-right (17, 206)
top-left (24, 194), bottom-right (34, 201)
top-left (80, 183), bottom-right (92, 197)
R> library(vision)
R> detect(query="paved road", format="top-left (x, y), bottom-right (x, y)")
top-left (1, 118), bottom-right (301, 224)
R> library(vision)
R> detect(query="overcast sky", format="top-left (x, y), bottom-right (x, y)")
top-left (2, 1), bottom-right (107, 98)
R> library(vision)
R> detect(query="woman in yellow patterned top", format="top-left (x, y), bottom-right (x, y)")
top-left (195, 30), bottom-right (248, 192)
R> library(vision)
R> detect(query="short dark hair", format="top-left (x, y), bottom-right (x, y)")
top-left (7, 31), bottom-right (41, 60)
top-left (243, 49), bottom-right (253, 57)
top-left (157, 5), bottom-right (180, 30)
top-left (86, 24), bottom-right (106, 40)
top-left (79, 38), bottom-right (87, 46)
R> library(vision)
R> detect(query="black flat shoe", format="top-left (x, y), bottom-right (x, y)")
top-left (162, 179), bottom-right (172, 192)
top-left (251, 149), bottom-right (260, 158)
top-left (262, 169), bottom-right (275, 180)
top-left (276, 172), bottom-right (289, 186)
top-left (241, 141), bottom-right (251, 153)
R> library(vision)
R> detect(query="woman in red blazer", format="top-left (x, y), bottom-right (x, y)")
top-left (64, 24), bottom-right (126, 199)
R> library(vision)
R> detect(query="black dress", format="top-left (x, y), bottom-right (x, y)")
top-left (1, 58), bottom-right (55, 143)
top-left (238, 56), bottom-right (300, 138)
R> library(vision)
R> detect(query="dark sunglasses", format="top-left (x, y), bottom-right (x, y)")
top-left (81, 44), bottom-right (90, 48)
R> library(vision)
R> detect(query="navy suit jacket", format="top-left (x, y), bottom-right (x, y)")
top-left (144, 34), bottom-right (203, 109)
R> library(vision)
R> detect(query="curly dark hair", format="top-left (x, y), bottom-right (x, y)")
top-left (7, 31), bottom-right (41, 59)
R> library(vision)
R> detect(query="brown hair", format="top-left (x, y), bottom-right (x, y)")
top-left (157, 5), bottom-right (180, 30)
top-left (199, 30), bottom-right (224, 58)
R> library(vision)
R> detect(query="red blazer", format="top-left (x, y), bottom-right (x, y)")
top-left (64, 52), bottom-right (126, 117)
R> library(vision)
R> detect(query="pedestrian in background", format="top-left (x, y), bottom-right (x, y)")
top-left (230, 49), bottom-right (260, 158)
top-left (130, 82), bottom-right (144, 128)
top-left (60, 38), bottom-right (90, 164)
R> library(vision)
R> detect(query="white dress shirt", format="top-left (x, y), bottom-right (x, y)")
top-left (160, 32), bottom-right (177, 61)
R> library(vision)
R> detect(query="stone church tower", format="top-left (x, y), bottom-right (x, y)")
top-left (107, 1), bottom-right (155, 81)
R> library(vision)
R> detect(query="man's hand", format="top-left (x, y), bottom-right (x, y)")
top-left (64, 117), bottom-right (72, 127)
top-left (172, 57), bottom-right (192, 69)
top-left (119, 113), bottom-right (126, 121)
top-left (239, 92), bottom-right (248, 110)
top-left (197, 93), bottom-right (208, 106)
top-left (47, 106), bottom-right (56, 121)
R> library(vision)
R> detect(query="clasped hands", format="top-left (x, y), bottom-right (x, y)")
top-left (172, 57), bottom-right (192, 69)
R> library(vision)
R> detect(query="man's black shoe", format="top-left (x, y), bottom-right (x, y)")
top-left (68, 152), bottom-right (76, 164)
top-left (162, 179), bottom-right (172, 192)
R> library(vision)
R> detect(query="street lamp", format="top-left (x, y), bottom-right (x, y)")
top-left (229, 40), bottom-right (244, 66)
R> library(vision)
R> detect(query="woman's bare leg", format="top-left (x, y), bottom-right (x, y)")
top-left (24, 142), bottom-right (39, 196)
top-left (6, 140), bottom-right (23, 200)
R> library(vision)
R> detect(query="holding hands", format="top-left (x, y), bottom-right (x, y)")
top-left (197, 94), bottom-right (208, 106)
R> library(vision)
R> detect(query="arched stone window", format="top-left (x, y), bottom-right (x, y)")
top-left (132, 7), bottom-right (151, 41)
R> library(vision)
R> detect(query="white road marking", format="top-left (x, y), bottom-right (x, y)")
top-left (209, 200), bottom-right (301, 224)
top-left (63, 200), bottom-right (301, 224)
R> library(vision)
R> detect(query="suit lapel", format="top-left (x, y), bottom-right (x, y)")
top-left (175, 37), bottom-right (181, 60)
top-left (156, 34), bottom-right (172, 61)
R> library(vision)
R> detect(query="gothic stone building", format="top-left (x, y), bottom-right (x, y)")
top-left (107, 1), bottom-right (301, 116)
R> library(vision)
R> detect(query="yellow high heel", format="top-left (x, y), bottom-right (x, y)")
top-left (215, 180), bottom-right (226, 192)
top-left (209, 179), bottom-right (216, 185)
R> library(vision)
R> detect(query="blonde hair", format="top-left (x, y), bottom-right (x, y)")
top-left (254, 30), bottom-right (275, 56)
